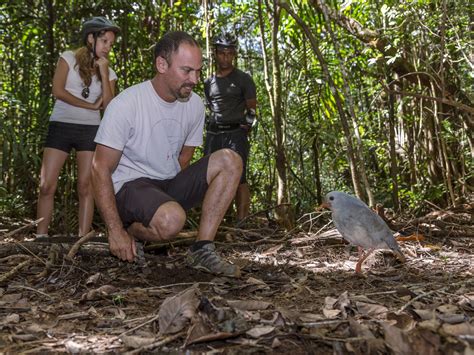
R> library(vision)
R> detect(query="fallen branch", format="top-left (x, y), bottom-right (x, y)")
top-left (0, 258), bottom-right (33, 283)
top-left (0, 218), bottom-right (44, 241)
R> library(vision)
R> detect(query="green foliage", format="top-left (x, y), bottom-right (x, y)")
top-left (1, 0), bottom-right (471, 232)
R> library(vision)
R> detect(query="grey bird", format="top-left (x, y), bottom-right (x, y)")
top-left (321, 191), bottom-right (406, 273)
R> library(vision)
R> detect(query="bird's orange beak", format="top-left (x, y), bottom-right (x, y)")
top-left (316, 201), bottom-right (330, 211)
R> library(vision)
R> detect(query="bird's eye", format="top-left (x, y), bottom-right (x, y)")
top-left (329, 196), bottom-right (334, 201)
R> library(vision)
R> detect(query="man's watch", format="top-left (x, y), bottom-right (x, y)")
top-left (245, 108), bottom-right (256, 126)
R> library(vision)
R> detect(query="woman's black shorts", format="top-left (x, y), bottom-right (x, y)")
top-left (44, 121), bottom-right (99, 153)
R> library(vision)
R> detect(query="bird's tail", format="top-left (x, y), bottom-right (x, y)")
top-left (387, 237), bottom-right (406, 264)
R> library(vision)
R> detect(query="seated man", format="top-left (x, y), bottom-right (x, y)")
top-left (91, 31), bottom-right (242, 277)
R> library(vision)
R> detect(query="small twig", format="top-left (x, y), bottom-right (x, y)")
top-left (66, 230), bottom-right (96, 260)
top-left (235, 203), bottom-right (292, 227)
top-left (119, 313), bottom-right (159, 337)
top-left (299, 319), bottom-right (349, 328)
top-left (123, 331), bottom-right (186, 355)
top-left (0, 254), bottom-right (31, 263)
top-left (9, 285), bottom-right (54, 299)
top-left (423, 199), bottom-right (443, 211)
top-left (0, 218), bottom-right (44, 241)
top-left (398, 278), bottom-right (473, 313)
top-left (142, 281), bottom-right (217, 292)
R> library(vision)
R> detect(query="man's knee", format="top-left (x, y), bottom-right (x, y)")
top-left (214, 148), bottom-right (243, 175)
top-left (149, 201), bottom-right (186, 240)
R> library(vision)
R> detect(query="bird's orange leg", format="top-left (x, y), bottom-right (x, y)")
top-left (355, 248), bottom-right (375, 273)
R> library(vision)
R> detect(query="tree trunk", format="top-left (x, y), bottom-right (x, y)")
top-left (258, 0), bottom-right (294, 229)
top-left (388, 81), bottom-right (400, 211)
top-left (280, 2), bottom-right (364, 201)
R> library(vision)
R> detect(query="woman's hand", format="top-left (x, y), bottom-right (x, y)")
top-left (95, 57), bottom-right (110, 77)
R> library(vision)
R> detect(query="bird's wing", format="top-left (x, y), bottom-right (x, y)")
top-left (333, 208), bottom-right (372, 247)
top-left (352, 207), bottom-right (402, 250)
top-left (334, 205), bottom-right (394, 249)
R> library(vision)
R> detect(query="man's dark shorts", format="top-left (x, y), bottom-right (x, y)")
top-left (45, 121), bottom-right (99, 153)
top-left (115, 155), bottom-right (210, 228)
top-left (203, 128), bottom-right (249, 184)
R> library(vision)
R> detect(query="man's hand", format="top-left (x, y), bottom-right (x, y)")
top-left (108, 228), bottom-right (137, 262)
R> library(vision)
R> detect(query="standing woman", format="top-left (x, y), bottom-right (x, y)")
top-left (36, 17), bottom-right (120, 237)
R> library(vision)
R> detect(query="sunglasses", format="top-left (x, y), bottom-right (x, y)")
top-left (81, 87), bottom-right (90, 99)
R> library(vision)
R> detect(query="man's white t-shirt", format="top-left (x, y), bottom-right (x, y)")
top-left (95, 80), bottom-right (205, 193)
top-left (50, 50), bottom-right (118, 125)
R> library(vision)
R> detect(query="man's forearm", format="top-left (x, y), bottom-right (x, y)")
top-left (92, 168), bottom-right (124, 233)
top-left (178, 146), bottom-right (196, 170)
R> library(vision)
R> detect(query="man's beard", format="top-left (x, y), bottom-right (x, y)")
top-left (176, 84), bottom-right (194, 101)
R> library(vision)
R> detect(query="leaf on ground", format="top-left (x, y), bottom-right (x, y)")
top-left (0, 293), bottom-right (22, 304)
top-left (418, 319), bottom-right (441, 332)
top-left (80, 285), bottom-right (117, 302)
top-left (413, 308), bottom-right (435, 320)
top-left (227, 300), bottom-right (271, 311)
top-left (276, 308), bottom-right (300, 324)
top-left (85, 273), bottom-right (101, 286)
top-left (158, 286), bottom-right (200, 335)
top-left (441, 322), bottom-right (474, 337)
top-left (24, 323), bottom-right (45, 333)
top-left (245, 276), bottom-right (268, 286)
top-left (323, 292), bottom-right (351, 319)
top-left (3, 313), bottom-right (20, 324)
top-left (324, 296), bottom-right (338, 309)
top-left (322, 309), bottom-right (341, 319)
top-left (349, 319), bottom-right (376, 339)
top-left (65, 339), bottom-right (86, 353)
top-left (410, 328), bottom-right (442, 353)
top-left (270, 311), bottom-right (287, 326)
top-left (271, 337), bottom-right (281, 348)
top-left (356, 301), bottom-right (388, 318)
top-left (387, 312), bottom-right (417, 331)
top-left (298, 313), bottom-right (325, 323)
top-left (186, 313), bottom-right (239, 346)
top-left (437, 313), bottom-right (467, 324)
top-left (246, 326), bottom-right (275, 338)
top-left (261, 244), bottom-right (283, 256)
top-left (382, 322), bottom-right (412, 355)
top-left (185, 314), bottom-right (212, 345)
top-left (436, 304), bottom-right (459, 314)
top-left (336, 291), bottom-right (351, 317)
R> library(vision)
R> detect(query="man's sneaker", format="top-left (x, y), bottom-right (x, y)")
top-left (187, 243), bottom-right (241, 278)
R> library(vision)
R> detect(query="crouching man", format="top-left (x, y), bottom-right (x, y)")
top-left (92, 31), bottom-right (242, 277)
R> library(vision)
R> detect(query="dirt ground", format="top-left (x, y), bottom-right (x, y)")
top-left (0, 205), bottom-right (473, 354)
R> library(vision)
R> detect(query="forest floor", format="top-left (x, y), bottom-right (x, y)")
top-left (0, 203), bottom-right (473, 354)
